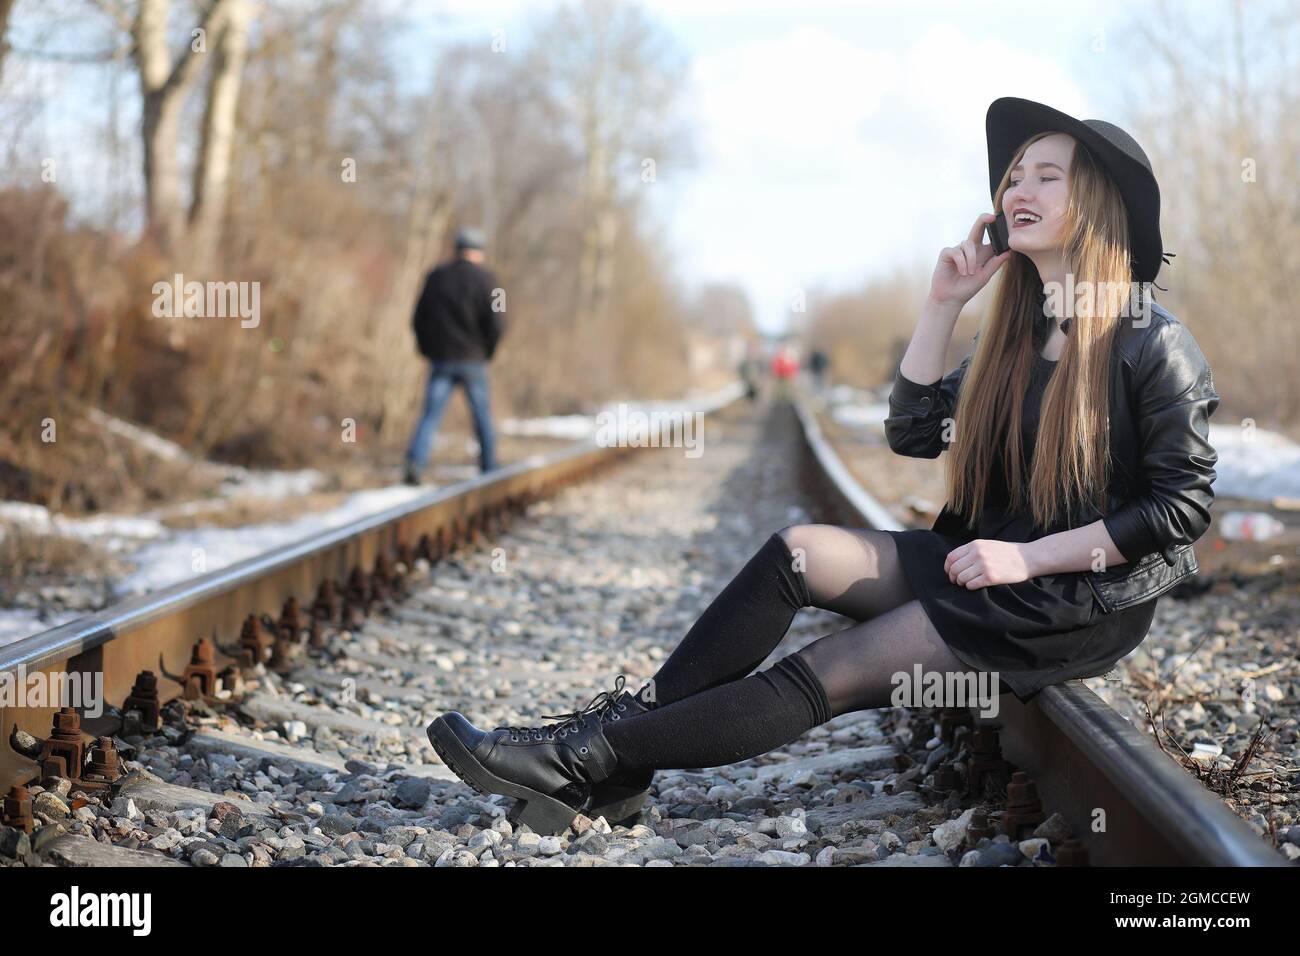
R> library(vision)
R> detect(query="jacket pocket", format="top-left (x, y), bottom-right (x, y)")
top-left (1086, 543), bottom-right (1198, 612)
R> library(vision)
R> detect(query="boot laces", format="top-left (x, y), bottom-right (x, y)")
top-left (498, 676), bottom-right (631, 742)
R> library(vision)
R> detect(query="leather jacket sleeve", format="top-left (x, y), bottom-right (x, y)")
top-left (1101, 319), bottom-right (1220, 566)
top-left (883, 332), bottom-right (978, 459)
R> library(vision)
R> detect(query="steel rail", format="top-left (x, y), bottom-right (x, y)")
top-left (791, 395), bottom-right (1283, 867)
top-left (1, 384), bottom-right (745, 791)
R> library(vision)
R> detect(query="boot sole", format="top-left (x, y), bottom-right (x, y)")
top-left (427, 717), bottom-right (581, 836)
top-left (587, 786), bottom-right (648, 827)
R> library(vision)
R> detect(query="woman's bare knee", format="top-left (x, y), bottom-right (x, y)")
top-left (779, 523), bottom-right (834, 571)
top-left (778, 524), bottom-right (911, 619)
top-left (778, 523), bottom-right (880, 576)
top-left (777, 523), bottom-right (827, 554)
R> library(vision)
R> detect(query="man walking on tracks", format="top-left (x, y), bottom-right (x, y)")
top-left (404, 228), bottom-right (507, 485)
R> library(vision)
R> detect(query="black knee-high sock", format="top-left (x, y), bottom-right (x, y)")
top-left (637, 532), bottom-right (810, 708)
top-left (608, 652), bottom-right (831, 771)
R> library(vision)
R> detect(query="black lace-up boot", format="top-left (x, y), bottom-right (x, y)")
top-left (582, 683), bottom-right (654, 824)
top-left (489, 676), bottom-right (654, 826)
top-left (428, 703), bottom-right (623, 835)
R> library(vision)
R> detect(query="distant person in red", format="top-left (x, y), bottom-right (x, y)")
top-left (770, 348), bottom-right (798, 380)
top-left (770, 345), bottom-right (799, 398)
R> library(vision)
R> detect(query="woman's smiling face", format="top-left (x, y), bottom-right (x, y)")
top-left (1003, 132), bottom-right (1074, 254)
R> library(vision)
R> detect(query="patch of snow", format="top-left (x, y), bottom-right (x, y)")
top-left (87, 407), bottom-right (326, 500)
top-left (831, 401), bottom-right (890, 430)
top-left (0, 502), bottom-right (166, 550)
top-left (500, 414), bottom-right (595, 439)
top-left (501, 382), bottom-right (747, 440)
top-left (1206, 422), bottom-right (1300, 502)
top-left (110, 485), bottom-right (427, 597)
top-left (215, 468), bottom-right (324, 499)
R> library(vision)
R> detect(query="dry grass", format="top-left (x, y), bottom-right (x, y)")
top-left (0, 521), bottom-right (102, 592)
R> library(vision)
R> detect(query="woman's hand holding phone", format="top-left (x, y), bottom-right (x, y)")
top-left (927, 213), bottom-right (1012, 311)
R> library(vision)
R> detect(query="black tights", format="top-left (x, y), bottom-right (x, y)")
top-left (604, 525), bottom-right (993, 772)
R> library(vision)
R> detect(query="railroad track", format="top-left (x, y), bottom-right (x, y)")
top-left (0, 384), bottom-right (1286, 866)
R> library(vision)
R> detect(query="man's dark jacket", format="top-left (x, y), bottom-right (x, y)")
top-left (883, 299), bottom-right (1220, 614)
top-left (412, 258), bottom-right (505, 362)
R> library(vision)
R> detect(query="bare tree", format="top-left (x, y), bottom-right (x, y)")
top-left (370, 67), bottom-right (452, 436)
top-left (188, 0), bottom-right (248, 269)
top-left (526, 0), bottom-right (691, 358)
top-left (131, 0), bottom-right (232, 251)
top-left (1119, 0), bottom-right (1300, 424)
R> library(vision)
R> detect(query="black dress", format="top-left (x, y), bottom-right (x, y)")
top-left (886, 349), bottom-right (1157, 704)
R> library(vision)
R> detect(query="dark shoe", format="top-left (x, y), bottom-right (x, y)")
top-left (428, 707), bottom-right (620, 836)
top-left (402, 463), bottom-right (421, 486)
top-left (495, 677), bottom-right (654, 826)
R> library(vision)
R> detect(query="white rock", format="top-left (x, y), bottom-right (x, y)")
top-left (775, 815), bottom-right (808, 839)
top-left (755, 850), bottom-right (810, 866)
top-left (110, 796), bottom-right (141, 820)
top-left (932, 808), bottom-right (976, 854)
top-left (1018, 838), bottom-right (1050, 860)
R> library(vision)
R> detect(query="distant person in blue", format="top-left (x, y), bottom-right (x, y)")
top-left (404, 228), bottom-right (507, 486)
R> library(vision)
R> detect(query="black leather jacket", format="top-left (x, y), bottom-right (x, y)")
top-left (883, 300), bottom-right (1220, 613)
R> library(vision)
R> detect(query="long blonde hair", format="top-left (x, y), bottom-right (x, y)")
top-left (945, 132), bottom-right (1136, 531)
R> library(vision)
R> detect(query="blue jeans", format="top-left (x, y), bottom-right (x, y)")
top-left (405, 360), bottom-right (498, 473)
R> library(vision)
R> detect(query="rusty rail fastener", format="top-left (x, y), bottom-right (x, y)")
top-left (1055, 837), bottom-right (1090, 867)
top-left (2, 785), bottom-right (34, 833)
top-left (1002, 771), bottom-right (1046, 839)
top-left (373, 553), bottom-right (393, 587)
top-left (313, 579), bottom-right (342, 623)
top-left (345, 567), bottom-right (370, 611)
top-left (181, 637), bottom-right (219, 699)
top-left (279, 596), bottom-right (304, 643)
top-left (238, 614), bottom-right (274, 668)
top-left (122, 670), bottom-right (162, 731)
top-left (368, 574), bottom-right (390, 609)
top-left (966, 808), bottom-right (996, 844)
top-left (341, 600), bottom-right (365, 631)
top-left (933, 766), bottom-right (958, 792)
top-left (967, 725), bottom-right (1008, 798)
top-left (38, 707), bottom-right (84, 782)
top-left (80, 737), bottom-right (123, 790)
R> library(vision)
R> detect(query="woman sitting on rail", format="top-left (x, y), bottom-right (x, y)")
top-left (428, 97), bottom-right (1221, 836)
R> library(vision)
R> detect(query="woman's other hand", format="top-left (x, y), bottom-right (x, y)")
top-left (943, 538), bottom-right (1035, 588)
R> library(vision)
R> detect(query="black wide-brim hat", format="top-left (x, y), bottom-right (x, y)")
top-left (986, 97), bottom-right (1171, 285)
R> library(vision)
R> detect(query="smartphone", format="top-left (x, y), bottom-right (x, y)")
top-left (985, 212), bottom-right (1010, 255)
